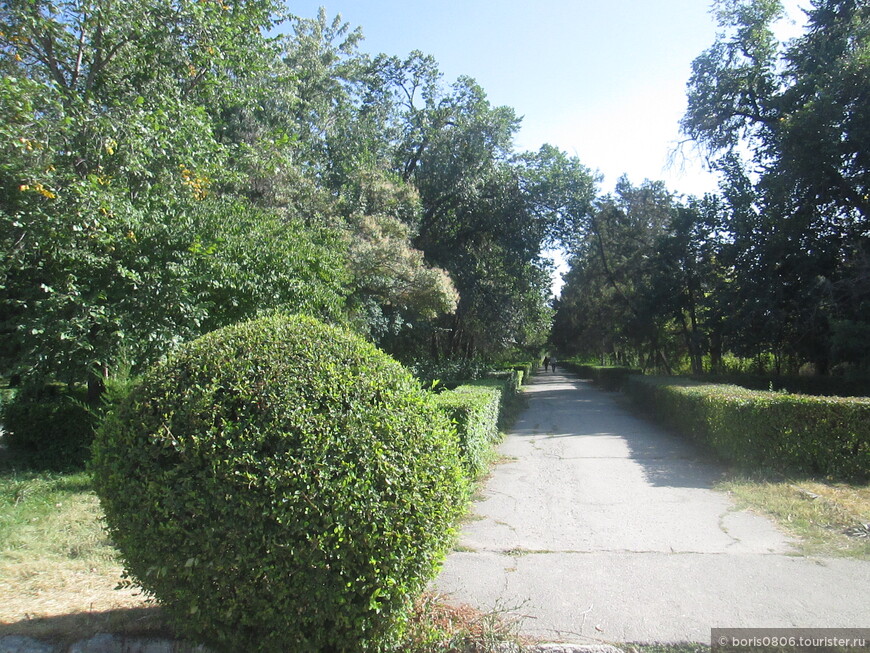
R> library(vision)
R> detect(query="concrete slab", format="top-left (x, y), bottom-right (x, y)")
top-left (434, 372), bottom-right (870, 645)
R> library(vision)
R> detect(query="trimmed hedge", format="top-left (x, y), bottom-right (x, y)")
top-left (625, 375), bottom-right (870, 481)
top-left (561, 362), bottom-right (642, 391)
top-left (593, 366), bottom-right (641, 390)
top-left (434, 370), bottom-right (523, 478)
top-left (478, 369), bottom-right (523, 402)
top-left (92, 314), bottom-right (468, 652)
top-left (498, 362), bottom-right (534, 385)
top-left (434, 386), bottom-right (501, 477)
top-left (689, 373), bottom-right (870, 398)
top-left (560, 361), bottom-right (594, 379)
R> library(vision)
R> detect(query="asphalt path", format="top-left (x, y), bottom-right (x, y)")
top-left (433, 370), bottom-right (870, 645)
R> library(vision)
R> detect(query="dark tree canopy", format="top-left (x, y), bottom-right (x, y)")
top-left (555, 0), bottom-right (870, 377)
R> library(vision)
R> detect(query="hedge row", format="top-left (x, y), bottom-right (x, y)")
top-left (434, 386), bottom-right (500, 477)
top-left (625, 375), bottom-right (870, 481)
top-left (475, 368), bottom-right (524, 405)
top-left (689, 373), bottom-right (870, 398)
top-left (561, 361), bottom-right (642, 390)
top-left (434, 369), bottom-right (523, 478)
top-left (498, 362), bottom-right (534, 385)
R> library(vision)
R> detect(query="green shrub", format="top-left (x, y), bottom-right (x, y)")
top-left (469, 372), bottom-right (522, 421)
top-left (92, 314), bottom-right (468, 653)
top-left (433, 371), bottom-right (524, 478)
top-left (560, 362), bottom-right (641, 390)
top-left (689, 372), bottom-right (870, 398)
top-left (561, 360), bottom-right (595, 379)
top-left (590, 366), bottom-right (641, 390)
top-left (435, 386), bottom-right (501, 477)
top-left (0, 383), bottom-right (95, 469)
top-left (625, 376), bottom-right (870, 481)
top-left (497, 362), bottom-right (533, 384)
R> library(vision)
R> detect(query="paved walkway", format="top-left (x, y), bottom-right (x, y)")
top-left (434, 371), bottom-right (870, 644)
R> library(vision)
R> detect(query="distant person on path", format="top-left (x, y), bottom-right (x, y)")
top-left (550, 357), bottom-right (557, 373)
top-left (543, 356), bottom-right (550, 371)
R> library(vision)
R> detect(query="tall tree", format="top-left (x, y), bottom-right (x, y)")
top-left (0, 0), bottom-right (351, 391)
top-left (651, 196), bottom-right (730, 374)
top-left (681, 0), bottom-right (870, 373)
top-left (370, 54), bottom-right (558, 359)
top-left (553, 178), bottom-right (679, 368)
top-left (272, 28), bottom-right (462, 344)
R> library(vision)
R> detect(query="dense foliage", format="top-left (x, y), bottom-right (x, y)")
top-left (4, 0), bottom-right (868, 388)
top-left (465, 372), bottom-right (524, 423)
top-left (0, 2), bottom-right (601, 389)
top-left (92, 314), bottom-right (468, 652)
top-left (625, 375), bottom-right (870, 481)
top-left (681, 0), bottom-right (870, 376)
top-left (0, 383), bottom-right (94, 468)
top-left (0, 0), bottom-right (351, 392)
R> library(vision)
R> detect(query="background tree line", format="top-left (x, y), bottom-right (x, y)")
top-left (4, 0), bottom-right (867, 393)
top-left (552, 0), bottom-right (870, 379)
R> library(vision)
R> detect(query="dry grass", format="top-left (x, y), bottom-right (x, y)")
top-left (402, 592), bottom-right (531, 653)
top-left (0, 464), bottom-right (528, 652)
top-left (718, 476), bottom-right (870, 558)
top-left (0, 467), bottom-right (155, 643)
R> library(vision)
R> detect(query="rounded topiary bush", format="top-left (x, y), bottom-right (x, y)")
top-left (92, 314), bottom-right (467, 652)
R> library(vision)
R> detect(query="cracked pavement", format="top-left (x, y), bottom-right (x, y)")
top-left (433, 371), bottom-right (870, 644)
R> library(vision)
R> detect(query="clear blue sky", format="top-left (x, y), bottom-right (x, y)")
top-left (284, 1), bottom-right (805, 196)
top-left (283, 0), bottom-right (809, 291)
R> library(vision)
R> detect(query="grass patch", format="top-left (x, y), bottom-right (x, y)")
top-left (0, 458), bottom-right (529, 652)
top-left (0, 462), bottom-right (154, 643)
top-left (717, 476), bottom-right (870, 558)
top-left (402, 592), bottom-right (531, 653)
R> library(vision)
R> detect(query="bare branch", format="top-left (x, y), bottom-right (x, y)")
top-left (31, 32), bottom-right (69, 89)
top-left (83, 21), bottom-right (103, 92)
top-left (71, 11), bottom-right (88, 88)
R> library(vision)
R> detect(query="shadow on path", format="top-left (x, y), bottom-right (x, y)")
top-left (434, 370), bottom-right (870, 644)
top-left (513, 371), bottom-right (720, 490)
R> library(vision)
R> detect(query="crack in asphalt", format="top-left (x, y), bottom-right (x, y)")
top-left (435, 372), bottom-right (866, 644)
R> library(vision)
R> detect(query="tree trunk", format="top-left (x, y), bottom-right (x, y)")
top-left (709, 330), bottom-right (723, 373)
top-left (677, 312), bottom-right (703, 375)
top-left (657, 347), bottom-right (673, 375)
top-left (87, 362), bottom-right (108, 404)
